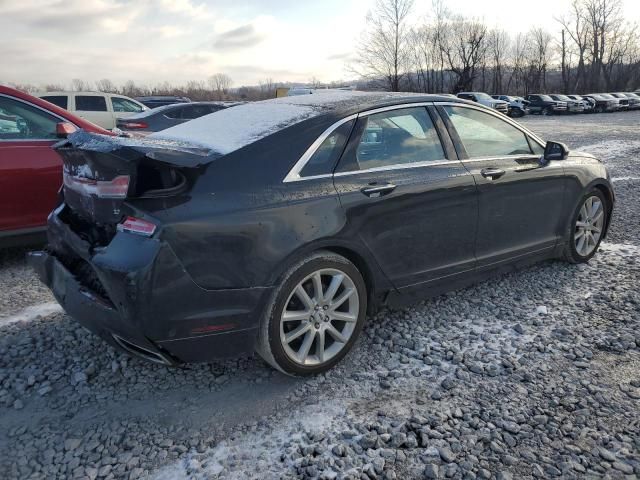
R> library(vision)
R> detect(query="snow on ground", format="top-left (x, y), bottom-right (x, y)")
top-left (0, 302), bottom-right (62, 326)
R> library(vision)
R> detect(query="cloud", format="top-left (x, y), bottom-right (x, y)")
top-left (214, 24), bottom-right (266, 50)
top-left (326, 52), bottom-right (353, 61)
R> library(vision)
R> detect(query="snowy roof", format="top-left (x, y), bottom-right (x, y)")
top-left (150, 90), bottom-right (407, 155)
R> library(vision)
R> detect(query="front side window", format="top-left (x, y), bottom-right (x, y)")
top-left (0, 97), bottom-right (59, 140)
top-left (350, 107), bottom-right (445, 170)
top-left (75, 95), bottom-right (107, 112)
top-left (41, 95), bottom-right (68, 109)
top-left (111, 97), bottom-right (144, 113)
top-left (443, 106), bottom-right (533, 158)
top-left (299, 120), bottom-right (354, 177)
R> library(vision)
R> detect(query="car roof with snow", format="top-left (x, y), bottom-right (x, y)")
top-left (149, 90), bottom-right (460, 156)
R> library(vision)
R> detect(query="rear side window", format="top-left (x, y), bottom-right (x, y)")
top-left (443, 106), bottom-right (533, 158)
top-left (111, 97), bottom-right (144, 113)
top-left (41, 95), bottom-right (68, 109)
top-left (345, 107), bottom-right (445, 171)
top-left (75, 96), bottom-right (107, 112)
top-left (0, 97), bottom-right (59, 140)
top-left (163, 106), bottom-right (183, 119)
top-left (300, 120), bottom-right (354, 177)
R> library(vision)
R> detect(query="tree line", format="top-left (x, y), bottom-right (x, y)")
top-left (352, 0), bottom-right (640, 95)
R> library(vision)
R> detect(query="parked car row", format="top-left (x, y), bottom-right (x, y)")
top-left (457, 90), bottom-right (640, 117)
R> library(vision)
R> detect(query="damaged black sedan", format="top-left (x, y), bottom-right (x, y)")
top-left (30, 92), bottom-right (614, 375)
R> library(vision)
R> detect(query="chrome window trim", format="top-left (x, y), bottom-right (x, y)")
top-left (333, 158), bottom-right (460, 178)
top-left (284, 103), bottom-right (443, 183)
top-left (283, 114), bottom-right (357, 183)
top-left (282, 100), bottom-right (547, 183)
top-left (0, 93), bottom-right (69, 143)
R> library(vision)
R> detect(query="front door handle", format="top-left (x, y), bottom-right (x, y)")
top-left (361, 183), bottom-right (396, 198)
top-left (480, 168), bottom-right (506, 180)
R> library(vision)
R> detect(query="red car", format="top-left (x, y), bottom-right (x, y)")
top-left (0, 85), bottom-right (112, 247)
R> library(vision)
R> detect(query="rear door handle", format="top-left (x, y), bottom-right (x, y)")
top-left (480, 168), bottom-right (506, 180)
top-left (361, 183), bottom-right (396, 198)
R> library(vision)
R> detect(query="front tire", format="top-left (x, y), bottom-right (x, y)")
top-left (563, 190), bottom-right (608, 263)
top-left (256, 251), bottom-right (367, 376)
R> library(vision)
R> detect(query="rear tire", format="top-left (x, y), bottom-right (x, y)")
top-left (256, 251), bottom-right (367, 376)
top-left (563, 189), bottom-right (608, 264)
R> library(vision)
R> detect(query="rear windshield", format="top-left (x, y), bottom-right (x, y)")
top-left (41, 95), bottom-right (68, 109)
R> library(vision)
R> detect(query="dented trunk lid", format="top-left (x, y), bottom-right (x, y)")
top-left (56, 131), bottom-right (218, 225)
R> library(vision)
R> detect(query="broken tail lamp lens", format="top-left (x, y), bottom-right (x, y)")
top-left (117, 217), bottom-right (156, 237)
top-left (63, 173), bottom-right (130, 199)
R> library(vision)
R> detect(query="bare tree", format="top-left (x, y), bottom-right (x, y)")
top-left (95, 79), bottom-right (117, 93)
top-left (207, 73), bottom-right (233, 99)
top-left (438, 16), bottom-right (488, 92)
top-left (71, 79), bottom-right (90, 92)
top-left (489, 29), bottom-right (510, 93)
top-left (352, 0), bottom-right (414, 91)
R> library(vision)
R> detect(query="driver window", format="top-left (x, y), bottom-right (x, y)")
top-left (0, 97), bottom-right (58, 141)
top-left (443, 106), bottom-right (533, 158)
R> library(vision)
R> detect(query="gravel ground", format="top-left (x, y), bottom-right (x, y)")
top-left (1, 111), bottom-right (639, 480)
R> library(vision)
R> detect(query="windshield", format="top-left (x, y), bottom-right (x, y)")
top-left (475, 93), bottom-right (492, 100)
top-left (539, 95), bottom-right (554, 101)
top-left (555, 95), bottom-right (571, 101)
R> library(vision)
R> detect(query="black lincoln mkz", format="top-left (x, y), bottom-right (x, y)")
top-left (30, 92), bottom-right (614, 375)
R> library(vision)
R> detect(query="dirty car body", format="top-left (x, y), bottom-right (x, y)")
top-left (30, 92), bottom-right (615, 367)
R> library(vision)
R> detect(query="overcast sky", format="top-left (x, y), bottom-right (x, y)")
top-left (1, 0), bottom-right (639, 88)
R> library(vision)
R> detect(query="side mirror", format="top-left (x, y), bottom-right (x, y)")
top-left (544, 141), bottom-right (569, 161)
top-left (56, 122), bottom-right (77, 138)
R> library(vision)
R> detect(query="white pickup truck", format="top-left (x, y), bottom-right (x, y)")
top-left (456, 92), bottom-right (509, 115)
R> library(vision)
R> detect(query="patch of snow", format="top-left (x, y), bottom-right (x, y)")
top-left (153, 400), bottom-right (347, 480)
top-left (0, 302), bottom-right (63, 325)
top-left (535, 305), bottom-right (548, 315)
top-left (574, 140), bottom-right (640, 161)
top-left (152, 102), bottom-right (316, 154)
top-left (600, 242), bottom-right (640, 256)
top-left (612, 176), bottom-right (640, 182)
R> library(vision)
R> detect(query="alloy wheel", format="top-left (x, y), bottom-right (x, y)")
top-left (575, 195), bottom-right (605, 257)
top-left (279, 268), bottom-right (359, 366)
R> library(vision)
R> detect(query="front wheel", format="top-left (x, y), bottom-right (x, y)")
top-left (563, 190), bottom-right (608, 263)
top-left (256, 251), bottom-right (367, 376)
top-left (541, 107), bottom-right (552, 116)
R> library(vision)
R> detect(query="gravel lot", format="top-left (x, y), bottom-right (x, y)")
top-left (1, 111), bottom-right (639, 480)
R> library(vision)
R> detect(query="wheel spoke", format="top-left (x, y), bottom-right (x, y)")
top-left (575, 229), bottom-right (585, 240)
top-left (590, 200), bottom-right (601, 217)
top-left (311, 272), bottom-right (324, 303)
top-left (326, 324), bottom-right (348, 343)
top-left (330, 288), bottom-right (354, 310)
top-left (294, 285), bottom-right (314, 310)
top-left (576, 221), bottom-right (588, 228)
top-left (285, 323), bottom-right (312, 343)
top-left (297, 330), bottom-right (315, 363)
top-left (576, 235), bottom-right (586, 254)
top-left (316, 330), bottom-right (325, 363)
top-left (592, 210), bottom-right (604, 224)
top-left (580, 205), bottom-right (588, 220)
top-left (330, 311), bottom-right (357, 322)
top-left (323, 274), bottom-right (344, 303)
top-left (282, 310), bottom-right (311, 322)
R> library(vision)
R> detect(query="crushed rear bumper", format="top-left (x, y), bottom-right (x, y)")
top-left (29, 206), bottom-right (274, 364)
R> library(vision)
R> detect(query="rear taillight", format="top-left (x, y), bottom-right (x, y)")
top-left (120, 121), bottom-right (148, 129)
top-left (117, 216), bottom-right (156, 237)
top-left (63, 172), bottom-right (130, 199)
